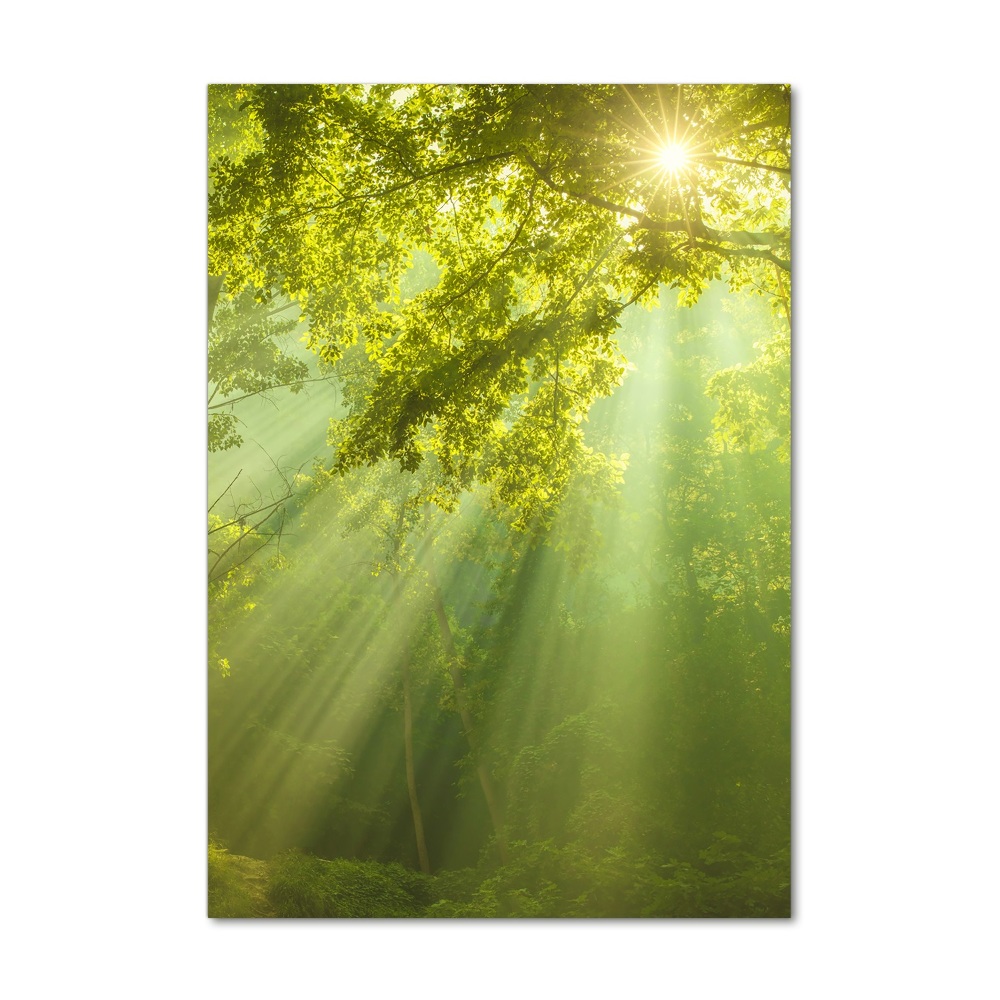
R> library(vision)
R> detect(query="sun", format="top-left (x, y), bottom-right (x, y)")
top-left (657, 142), bottom-right (691, 174)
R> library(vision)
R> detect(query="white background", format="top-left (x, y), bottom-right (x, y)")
top-left (3, 3), bottom-right (997, 997)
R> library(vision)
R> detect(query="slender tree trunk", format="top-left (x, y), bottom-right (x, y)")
top-left (208, 273), bottom-right (225, 327)
top-left (401, 655), bottom-right (432, 875)
top-left (430, 581), bottom-right (509, 865)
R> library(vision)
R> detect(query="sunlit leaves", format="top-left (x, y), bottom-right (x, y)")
top-left (708, 330), bottom-right (791, 461)
top-left (209, 411), bottom-right (243, 453)
top-left (208, 85), bottom-right (263, 169)
top-left (208, 83), bottom-right (791, 519)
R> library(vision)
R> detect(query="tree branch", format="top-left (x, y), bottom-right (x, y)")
top-left (208, 374), bottom-right (337, 410)
top-left (639, 217), bottom-right (786, 247)
top-left (209, 469), bottom-right (243, 514)
top-left (519, 150), bottom-right (787, 251)
top-left (690, 239), bottom-right (790, 271)
top-left (434, 181), bottom-right (537, 314)
top-left (209, 529), bottom-right (275, 583)
top-left (305, 151), bottom-right (518, 215)
top-left (695, 153), bottom-right (790, 175)
top-left (208, 491), bottom-right (291, 535)
top-left (520, 150), bottom-right (643, 221)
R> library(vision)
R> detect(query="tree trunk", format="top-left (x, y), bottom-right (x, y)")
top-left (208, 273), bottom-right (225, 327)
top-left (430, 580), bottom-right (509, 866)
top-left (402, 655), bottom-right (432, 875)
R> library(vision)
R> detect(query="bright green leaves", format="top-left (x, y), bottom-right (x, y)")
top-left (208, 84), bottom-right (263, 170)
top-left (208, 83), bottom-right (791, 525)
top-left (708, 330), bottom-right (791, 461)
top-left (361, 310), bottom-right (402, 362)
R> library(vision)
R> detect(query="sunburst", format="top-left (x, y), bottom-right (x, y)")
top-left (657, 142), bottom-right (691, 175)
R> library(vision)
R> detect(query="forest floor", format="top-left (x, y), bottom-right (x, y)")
top-left (209, 848), bottom-right (275, 917)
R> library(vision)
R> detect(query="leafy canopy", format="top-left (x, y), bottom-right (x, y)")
top-left (209, 84), bottom-right (790, 517)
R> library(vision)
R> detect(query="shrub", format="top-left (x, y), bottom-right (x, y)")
top-left (266, 851), bottom-right (429, 917)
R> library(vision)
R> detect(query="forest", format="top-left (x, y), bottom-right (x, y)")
top-left (207, 83), bottom-right (791, 918)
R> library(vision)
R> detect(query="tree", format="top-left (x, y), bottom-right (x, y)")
top-left (208, 83), bottom-right (339, 457)
top-left (209, 84), bottom-right (790, 521)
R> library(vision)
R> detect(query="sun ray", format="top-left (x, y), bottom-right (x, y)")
top-left (619, 84), bottom-right (664, 146)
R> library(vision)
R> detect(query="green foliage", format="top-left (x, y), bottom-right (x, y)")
top-left (208, 85), bottom-right (264, 169)
top-left (708, 329), bottom-right (791, 461)
top-left (206, 836), bottom-right (788, 918)
top-left (426, 841), bottom-right (567, 917)
top-left (207, 505), bottom-right (295, 682)
top-left (208, 411), bottom-right (243, 454)
top-left (209, 83), bottom-right (790, 520)
top-left (248, 720), bottom-right (351, 779)
top-left (643, 839), bottom-right (791, 917)
top-left (506, 712), bottom-right (624, 844)
top-left (208, 291), bottom-right (311, 452)
top-left (266, 851), bottom-right (430, 917)
top-left (426, 836), bottom-right (789, 918)
top-left (208, 839), bottom-right (272, 917)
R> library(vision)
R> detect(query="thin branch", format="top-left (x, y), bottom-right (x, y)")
top-left (300, 151), bottom-right (518, 217)
top-left (773, 262), bottom-right (792, 326)
top-left (209, 469), bottom-right (243, 514)
top-left (209, 518), bottom-right (268, 577)
top-left (521, 150), bottom-right (642, 220)
top-left (368, 137), bottom-right (418, 180)
top-left (208, 492), bottom-right (292, 534)
top-left (261, 301), bottom-right (300, 321)
top-left (208, 375), bottom-right (338, 410)
top-left (208, 465), bottom-right (302, 535)
top-left (209, 530), bottom-right (275, 583)
top-left (694, 153), bottom-right (790, 175)
top-left (307, 160), bottom-right (344, 196)
top-left (275, 507), bottom-right (286, 560)
top-left (447, 187), bottom-right (466, 269)
top-left (715, 114), bottom-right (790, 143)
top-left (434, 181), bottom-right (537, 314)
top-left (623, 274), bottom-right (662, 308)
top-left (560, 234), bottom-right (624, 313)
